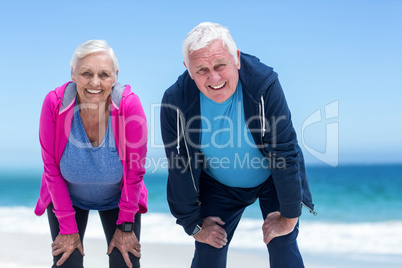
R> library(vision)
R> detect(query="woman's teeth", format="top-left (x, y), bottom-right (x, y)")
top-left (86, 89), bottom-right (102, 94)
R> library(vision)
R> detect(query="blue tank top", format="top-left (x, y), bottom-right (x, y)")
top-left (60, 100), bottom-right (123, 210)
top-left (200, 82), bottom-right (271, 188)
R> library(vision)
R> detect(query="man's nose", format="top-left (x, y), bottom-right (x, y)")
top-left (208, 69), bottom-right (221, 82)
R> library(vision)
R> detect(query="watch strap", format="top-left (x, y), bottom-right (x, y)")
top-left (117, 222), bottom-right (134, 232)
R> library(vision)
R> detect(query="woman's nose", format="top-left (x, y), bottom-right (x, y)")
top-left (90, 75), bottom-right (101, 86)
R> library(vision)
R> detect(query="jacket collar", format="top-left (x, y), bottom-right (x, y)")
top-left (58, 82), bottom-right (127, 114)
top-left (173, 52), bottom-right (277, 149)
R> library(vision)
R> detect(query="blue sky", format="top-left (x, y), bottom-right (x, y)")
top-left (0, 0), bottom-right (401, 169)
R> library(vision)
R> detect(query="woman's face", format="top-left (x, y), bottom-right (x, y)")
top-left (71, 52), bottom-right (118, 105)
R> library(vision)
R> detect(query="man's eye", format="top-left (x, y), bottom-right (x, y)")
top-left (215, 64), bottom-right (226, 71)
top-left (197, 68), bottom-right (208, 75)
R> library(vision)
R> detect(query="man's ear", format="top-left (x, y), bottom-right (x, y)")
top-left (183, 61), bottom-right (193, 79)
top-left (236, 50), bottom-right (241, 70)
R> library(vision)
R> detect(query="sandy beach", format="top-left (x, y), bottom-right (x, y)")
top-left (1, 230), bottom-right (401, 268)
top-left (0, 231), bottom-right (270, 268)
top-left (1, 206), bottom-right (401, 268)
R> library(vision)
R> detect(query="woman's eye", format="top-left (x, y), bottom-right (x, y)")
top-left (82, 72), bottom-right (91, 77)
top-left (101, 72), bottom-right (109, 78)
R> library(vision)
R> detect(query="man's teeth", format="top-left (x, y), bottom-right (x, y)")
top-left (210, 83), bottom-right (225, 89)
top-left (86, 89), bottom-right (102, 94)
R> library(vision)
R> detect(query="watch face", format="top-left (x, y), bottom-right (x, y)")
top-left (121, 223), bottom-right (134, 232)
top-left (192, 224), bottom-right (202, 236)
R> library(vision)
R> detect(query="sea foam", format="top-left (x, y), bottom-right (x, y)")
top-left (1, 207), bottom-right (401, 256)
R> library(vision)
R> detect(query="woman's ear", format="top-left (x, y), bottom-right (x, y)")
top-left (71, 69), bottom-right (76, 82)
top-left (113, 70), bottom-right (119, 86)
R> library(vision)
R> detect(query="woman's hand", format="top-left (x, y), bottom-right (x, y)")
top-left (51, 233), bottom-right (84, 266)
top-left (107, 228), bottom-right (141, 268)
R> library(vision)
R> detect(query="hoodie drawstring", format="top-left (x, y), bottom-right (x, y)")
top-left (260, 96), bottom-right (266, 138)
top-left (177, 108), bottom-right (180, 154)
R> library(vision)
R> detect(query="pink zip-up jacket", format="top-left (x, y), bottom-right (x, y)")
top-left (35, 81), bottom-right (148, 235)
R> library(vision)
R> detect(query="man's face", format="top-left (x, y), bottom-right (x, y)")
top-left (185, 40), bottom-right (240, 103)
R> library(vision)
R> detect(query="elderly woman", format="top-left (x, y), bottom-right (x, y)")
top-left (34, 40), bottom-right (148, 268)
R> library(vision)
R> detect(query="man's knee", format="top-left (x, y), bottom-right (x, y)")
top-left (191, 242), bottom-right (228, 268)
top-left (267, 226), bottom-right (299, 251)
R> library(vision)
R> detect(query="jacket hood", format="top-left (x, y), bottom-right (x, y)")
top-left (238, 53), bottom-right (278, 100)
top-left (58, 82), bottom-right (127, 113)
top-left (169, 52), bottom-right (278, 112)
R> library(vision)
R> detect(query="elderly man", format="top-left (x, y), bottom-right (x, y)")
top-left (160, 22), bottom-right (315, 268)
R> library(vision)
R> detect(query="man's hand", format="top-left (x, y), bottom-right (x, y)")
top-left (193, 216), bottom-right (227, 248)
top-left (51, 233), bottom-right (84, 266)
top-left (262, 211), bottom-right (298, 244)
top-left (107, 228), bottom-right (141, 268)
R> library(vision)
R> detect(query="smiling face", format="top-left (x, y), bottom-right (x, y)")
top-left (185, 40), bottom-right (240, 103)
top-left (71, 52), bottom-right (118, 105)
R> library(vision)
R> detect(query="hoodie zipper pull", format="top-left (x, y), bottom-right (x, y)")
top-left (302, 202), bottom-right (317, 216)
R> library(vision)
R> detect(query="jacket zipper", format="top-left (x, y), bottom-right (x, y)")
top-left (260, 95), bottom-right (316, 216)
top-left (301, 202), bottom-right (317, 216)
top-left (121, 95), bottom-right (129, 202)
top-left (55, 96), bottom-right (63, 163)
top-left (179, 113), bottom-right (199, 199)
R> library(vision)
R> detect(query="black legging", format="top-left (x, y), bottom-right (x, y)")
top-left (47, 203), bottom-right (141, 268)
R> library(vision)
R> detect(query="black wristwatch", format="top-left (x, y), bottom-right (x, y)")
top-left (191, 223), bottom-right (202, 236)
top-left (116, 222), bottom-right (134, 232)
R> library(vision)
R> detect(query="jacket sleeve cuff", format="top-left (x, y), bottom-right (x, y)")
top-left (117, 209), bottom-right (136, 225)
top-left (57, 213), bottom-right (79, 235)
top-left (280, 202), bottom-right (302, 219)
top-left (183, 217), bottom-right (204, 236)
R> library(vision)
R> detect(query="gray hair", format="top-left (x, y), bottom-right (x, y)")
top-left (182, 22), bottom-right (238, 69)
top-left (70, 40), bottom-right (119, 73)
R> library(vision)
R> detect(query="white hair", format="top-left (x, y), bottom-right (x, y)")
top-left (182, 22), bottom-right (238, 69)
top-left (70, 40), bottom-right (119, 73)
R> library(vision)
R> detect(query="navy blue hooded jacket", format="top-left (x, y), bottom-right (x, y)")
top-left (160, 53), bottom-right (315, 235)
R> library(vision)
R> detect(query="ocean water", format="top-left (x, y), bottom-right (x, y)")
top-left (1, 164), bottom-right (402, 256)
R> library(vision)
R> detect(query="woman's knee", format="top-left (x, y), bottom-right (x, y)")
top-left (108, 248), bottom-right (140, 268)
top-left (52, 249), bottom-right (84, 268)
